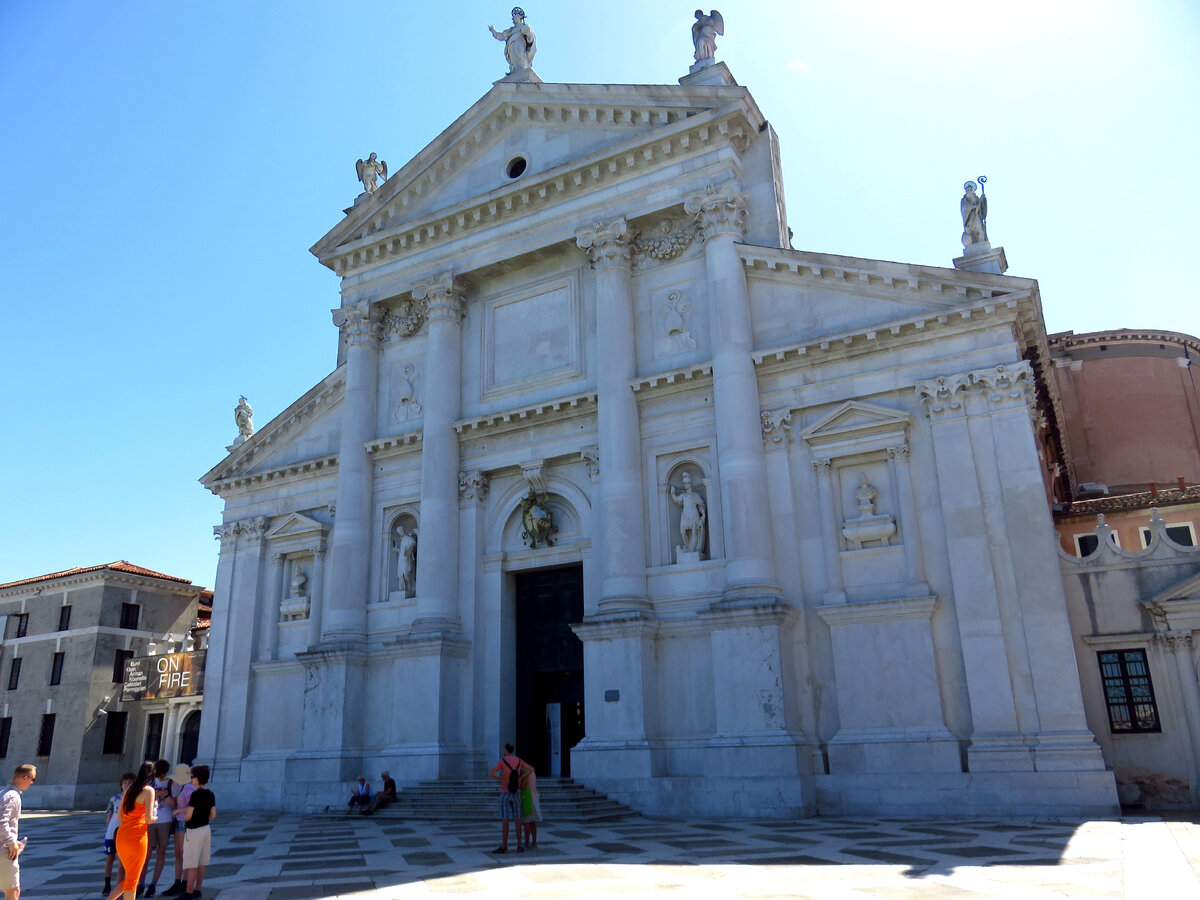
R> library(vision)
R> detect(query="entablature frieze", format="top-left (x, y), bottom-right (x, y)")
top-left (453, 390), bottom-right (597, 438)
top-left (365, 432), bottom-right (423, 460)
top-left (208, 455), bottom-right (339, 497)
top-left (321, 105), bottom-right (758, 278)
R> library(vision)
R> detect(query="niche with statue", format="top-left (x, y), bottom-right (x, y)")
top-left (388, 511), bottom-right (419, 599)
top-left (665, 462), bottom-right (709, 563)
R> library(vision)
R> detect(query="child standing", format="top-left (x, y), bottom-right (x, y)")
top-left (519, 766), bottom-right (541, 850)
top-left (103, 773), bottom-right (134, 896)
top-left (181, 766), bottom-right (215, 900)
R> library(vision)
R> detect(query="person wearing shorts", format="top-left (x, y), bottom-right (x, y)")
top-left (181, 766), bottom-right (215, 900)
top-left (0, 764), bottom-right (36, 900)
top-left (487, 744), bottom-right (530, 854)
top-left (142, 760), bottom-right (175, 896)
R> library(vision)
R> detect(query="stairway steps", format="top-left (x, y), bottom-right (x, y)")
top-left (365, 778), bottom-right (637, 822)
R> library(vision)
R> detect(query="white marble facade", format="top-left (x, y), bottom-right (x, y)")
top-left (199, 64), bottom-right (1118, 817)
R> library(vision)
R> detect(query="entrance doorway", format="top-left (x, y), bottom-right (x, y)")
top-left (179, 711), bottom-right (201, 764)
top-left (514, 565), bottom-right (584, 777)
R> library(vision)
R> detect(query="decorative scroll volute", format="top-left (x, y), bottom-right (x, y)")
top-left (411, 271), bottom-right (466, 323)
top-left (684, 183), bottom-right (748, 241)
top-left (575, 217), bottom-right (632, 269)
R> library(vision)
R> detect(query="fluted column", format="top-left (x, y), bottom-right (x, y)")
top-left (686, 185), bottom-right (781, 605)
top-left (323, 299), bottom-right (381, 642)
top-left (412, 272), bottom-right (467, 631)
top-left (575, 218), bottom-right (649, 612)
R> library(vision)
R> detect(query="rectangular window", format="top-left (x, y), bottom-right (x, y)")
top-left (6, 658), bottom-right (20, 691)
top-left (37, 713), bottom-right (55, 756)
top-left (13, 614), bottom-right (28, 639)
top-left (49, 651), bottom-right (65, 686)
top-left (0, 718), bottom-right (10, 758)
top-left (57, 605), bottom-right (72, 631)
top-left (1074, 531), bottom-right (1122, 557)
top-left (1098, 649), bottom-right (1162, 733)
top-left (112, 649), bottom-right (134, 683)
top-left (119, 603), bottom-right (140, 630)
top-left (144, 712), bottom-right (164, 761)
top-left (1140, 523), bottom-right (1197, 549)
top-left (102, 711), bottom-right (128, 755)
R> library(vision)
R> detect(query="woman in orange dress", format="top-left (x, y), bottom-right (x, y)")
top-left (108, 762), bottom-right (156, 900)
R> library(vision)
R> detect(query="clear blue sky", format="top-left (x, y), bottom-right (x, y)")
top-left (2, 1), bottom-right (1198, 589)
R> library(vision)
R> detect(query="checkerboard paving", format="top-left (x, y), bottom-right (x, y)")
top-left (19, 810), bottom-right (1200, 899)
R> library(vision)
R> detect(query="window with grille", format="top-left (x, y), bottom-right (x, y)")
top-left (6, 658), bottom-right (20, 691)
top-left (50, 651), bottom-right (65, 686)
top-left (113, 649), bottom-right (134, 683)
top-left (58, 605), bottom-right (72, 631)
top-left (119, 603), bottom-right (140, 630)
top-left (103, 711), bottom-right (128, 755)
top-left (37, 713), bottom-right (55, 756)
top-left (1098, 649), bottom-right (1161, 733)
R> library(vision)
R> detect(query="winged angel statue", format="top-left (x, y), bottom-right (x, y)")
top-left (692, 9), bottom-right (724, 62)
top-left (356, 152), bottom-right (388, 194)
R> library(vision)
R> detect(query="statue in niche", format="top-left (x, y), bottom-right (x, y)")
top-left (670, 471), bottom-right (707, 559)
top-left (656, 291), bottom-right (698, 358)
top-left (356, 152), bottom-right (388, 194)
top-left (280, 566), bottom-right (310, 621)
top-left (392, 364), bottom-right (422, 422)
top-left (489, 7), bottom-right (537, 74)
top-left (518, 491), bottom-right (555, 548)
top-left (692, 10), bottom-right (724, 63)
top-left (841, 472), bottom-right (896, 549)
top-left (960, 178), bottom-right (988, 248)
top-left (394, 526), bottom-right (418, 596)
top-left (234, 396), bottom-right (254, 441)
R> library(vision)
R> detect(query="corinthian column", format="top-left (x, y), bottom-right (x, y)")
top-left (322, 299), bottom-right (381, 642)
top-left (685, 185), bottom-right (781, 605)
top-left (575, 218), bottom-right (649, 613)
top-left (412, 272), bottom-right (467, 631)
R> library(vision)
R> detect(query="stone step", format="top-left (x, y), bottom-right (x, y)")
top-left (362, 778), bottom-right (637, 822)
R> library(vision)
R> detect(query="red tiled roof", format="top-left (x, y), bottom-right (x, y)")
top-left (0, 561), bottom-right (194, 592)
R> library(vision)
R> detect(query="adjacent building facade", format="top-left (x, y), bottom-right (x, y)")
top-left (0, 562), bottom-right (209, 808)
top-left (198, 56), bottom-right (1121, 817)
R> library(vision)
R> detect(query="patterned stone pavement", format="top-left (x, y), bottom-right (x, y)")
top-left (17, 810), bottom-right (1200, 899)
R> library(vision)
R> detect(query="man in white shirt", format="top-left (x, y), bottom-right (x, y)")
top-left (0, 764), bottom-right (35, 900)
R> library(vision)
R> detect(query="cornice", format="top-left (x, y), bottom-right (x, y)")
top-left (366, 432), bottom-right (423, 460)
top-left (1048, 328), bottom-right (1200, 357)
top-left (319, 103), bottom-right (757, 277)
top-left (207, 454), bottom-right (339, 497)
top-left (453, 390), bottom-right (597, 438)
top-left (631, 362), bottom-right (713, 394)
top-left (0, 570), bottom-right (207, 602)
top-left (1057, 486), bottom-right (1200, 517)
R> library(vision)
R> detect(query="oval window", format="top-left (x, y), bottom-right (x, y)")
top-left (506, 156), bottom-right (527, 179)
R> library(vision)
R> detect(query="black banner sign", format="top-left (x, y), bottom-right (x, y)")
top-left (121, 650), bottom-right (206, 701)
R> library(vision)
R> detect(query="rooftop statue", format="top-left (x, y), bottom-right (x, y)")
top-left (961, 177), bottom-right (988, 248)
top-left (234, 396), bottom-right (254, 440)
top-left (489, 7), bottom-right (537, 74)
top-left (356, 152), bottom-right (388, 194)
top-left (692, 9), bottom-right (724, 63)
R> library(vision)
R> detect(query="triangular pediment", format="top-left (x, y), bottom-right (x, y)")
top-left (311, 80), bottom-right (762, 271)
top-left (265, 512), bottom-right (328, 541)
top-left (802, 401), bottom-right (911, 446)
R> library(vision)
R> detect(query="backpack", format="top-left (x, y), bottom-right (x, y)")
top-left (503, 759), bottom-right (520, 793)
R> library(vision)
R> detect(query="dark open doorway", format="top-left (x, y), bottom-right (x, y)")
top-left (514, 565), bottom-right (584, 777)
top-left (179, 710), bottom-right (201, 764)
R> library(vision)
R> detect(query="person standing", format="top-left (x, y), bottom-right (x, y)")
top-left (487, 743), bottom-right (530, 854)
top-left (141, 760), bottom-right (176, 896)
top-left (181, 766), bottom-right (215, 900)
top-left (103, 772), bottom-right (134, 896)
top-left (109, 762), bottom-right (157, 900)
top-left (162, 764), bottom-right (193, 896)
top-left (519, 765), bottom-right (541, 850)
top-left (0, 764), bottom-right (36, 900)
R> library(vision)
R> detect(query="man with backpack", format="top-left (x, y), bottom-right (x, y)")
top-left (487, 743), bottom-right (531, 854)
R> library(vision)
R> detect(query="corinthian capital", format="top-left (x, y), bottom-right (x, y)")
top-left (411, 271), bottom-right (466, 322)
top-left (916, 360), bottom-right (1035, 420)
top-left (684, 183), bottom-right (748, 240)
top-left (575, 217), bottom-right (631, 269)
top-left (331, 299), bottom-right (381, 346)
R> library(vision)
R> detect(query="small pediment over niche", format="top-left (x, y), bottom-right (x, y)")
top-left (265, 512), bottom-right (329, 543)
top-left (801, 401), bottom-right (911, 458)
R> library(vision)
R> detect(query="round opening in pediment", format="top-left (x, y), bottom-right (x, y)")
top-left (505, 156), bottom-right (527, 179)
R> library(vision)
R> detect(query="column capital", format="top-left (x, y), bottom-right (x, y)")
top-left (916, 361), bottom-right (1034, 420)
top-left (331, 298), bottom-right (381, 347)
top-left (1154, 632), bottom-right (1193, 651)
top-left (411, 271), bottom-right (466, 323)
top-left (887, 444), bottom-right (911, 463)
top-left (575, 217), bottom-right (632, 269)
top-left (761, 408), bottom-right (793, 447)
top-left (812, 457), bottom-right (832, 475)
top-left (214, 524), bottom-right (238, 554)
top-left (458, 470), bottom-right (491, 502)
top-left (684, 183), bottom-right (748, 240)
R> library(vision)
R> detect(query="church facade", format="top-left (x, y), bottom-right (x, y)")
top-left (199, 58), bottom-right (1119, 817)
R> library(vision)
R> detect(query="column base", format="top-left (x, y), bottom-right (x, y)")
top-left (967, 736), bottom-right (1035, 772)
top-left (827, 728), bottom-right (962, 774)
top-left (702, 732), bottom-right (818, 777)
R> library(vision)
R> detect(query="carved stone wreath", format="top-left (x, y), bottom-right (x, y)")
top-left (631, 217), bottom-right (700, 268)
top-left (381, 297), bottom-right (429, 341)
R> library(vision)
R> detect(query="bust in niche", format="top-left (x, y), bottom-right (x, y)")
top-left (841, 473), bottom-right (896, 549)
top-left (280, 566), bottom-right (310, 621)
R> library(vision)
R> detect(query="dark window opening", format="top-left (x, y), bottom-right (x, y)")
top-left (0, 718), bottom-right (10, 758)
top-left (50, 651), bottom-right (65, 686)
top-left (57, 605), bottom-right (72, 631)
top-left (7, 658), bottom-right (21, 691)
top-left (103, 711), bottom-right (128, 755)
top-left (120, 603), bottom-right (140, 630)
top-left (144, 712), bottom-right (164, 761)
top-left (1098, 649), bottom-right (1161, 733)
top-left (37, 713), bottom-right (55, 756)
top-left (506, 156), bottom-right (527, 178)
top-left (13, 614), bottom-right (28, 639)
top-left (113, 649), bottom-right (134, 683)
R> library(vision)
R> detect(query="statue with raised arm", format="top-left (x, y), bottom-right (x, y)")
top-left (960, 179), bottom-right (988, 248)
top-left (489, 7), bottom-right (537, 73)
top-left (356, 152), bottom-right (388, 194)
top-left (670, 472), bottom-right (707, 557)
top-left (692, 10), bottom-right (724, 62)
top-left (234, 396), bottom-right (254, 439)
